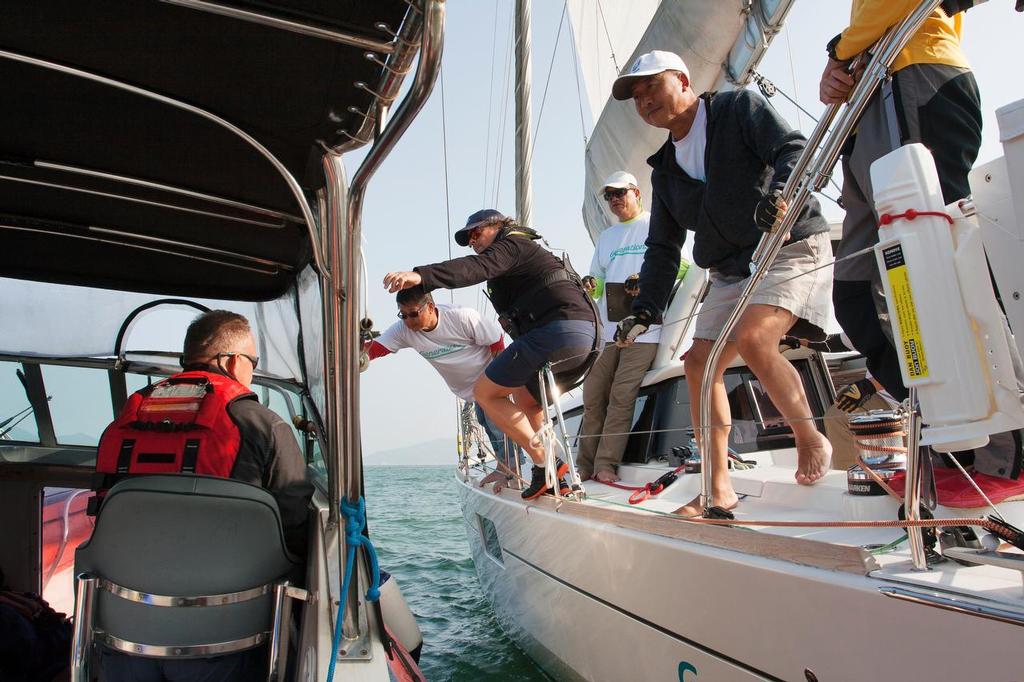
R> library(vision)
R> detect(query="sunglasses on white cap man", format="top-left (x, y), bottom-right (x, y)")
top-left (611, 50), bottom-right (690, 101)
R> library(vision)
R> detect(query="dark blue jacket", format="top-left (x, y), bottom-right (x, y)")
top-left (634, 89), bottom-right (828, 318)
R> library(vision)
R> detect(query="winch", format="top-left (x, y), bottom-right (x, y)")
top-left (847, 410), bottom-right (907, 496)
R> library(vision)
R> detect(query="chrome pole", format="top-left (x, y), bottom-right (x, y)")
top-left (266, 582), bottom-right (289, 682)
top-left (514, 0), bottom-right (534, 226)
top-left (69, 574), bottom-right (97, 682)
top-left (698, 0), bottom-right (942, 513)
top-left (319, 0), bottom-right (444, 655)
top-left (320, 173), bottom-right (343, 530)
top-left (344, 0), bottom-right (445, 504)
top-left (904, 388), bottom-right (928, 570)
top-left (544, 365), bottom-right (584, 496)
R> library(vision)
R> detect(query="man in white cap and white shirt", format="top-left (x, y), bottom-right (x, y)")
top-left (610, 50), bottom-right (835, 516)
top-left (577, 171), bottom-right (692, 482)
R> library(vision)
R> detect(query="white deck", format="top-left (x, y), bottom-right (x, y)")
top-left (481, 452), bottom-right (1024, 610)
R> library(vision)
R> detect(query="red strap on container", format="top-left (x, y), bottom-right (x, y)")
top-left (878, 209), bottom-right (953, 227)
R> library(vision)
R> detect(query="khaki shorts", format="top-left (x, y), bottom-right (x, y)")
top-left (694, 231), bottom-right (833, 341)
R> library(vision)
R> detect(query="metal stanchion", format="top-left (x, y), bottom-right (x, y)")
top-left (903, 388), bottom-right (929, 570)
top-left (544, 364), bottom-right (585, 497)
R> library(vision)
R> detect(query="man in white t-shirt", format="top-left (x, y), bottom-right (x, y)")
top-left (366, 286), bottom-right (521, 488)
top-left (576, 171), bottom-right (692, 482)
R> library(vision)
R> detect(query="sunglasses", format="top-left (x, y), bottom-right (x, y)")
top-left (603, 187), bottom-right (631, 201)
top-left (216, 352), bottom-right (259, 370)
top-left (398, 302), bottom-right (430, 319)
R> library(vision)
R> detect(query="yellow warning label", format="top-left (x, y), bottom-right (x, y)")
top-left (882, 244), bottom-right (929, 379)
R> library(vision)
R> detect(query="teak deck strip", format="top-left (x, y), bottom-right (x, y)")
top-left (525, 490), bottom-right (879, 576)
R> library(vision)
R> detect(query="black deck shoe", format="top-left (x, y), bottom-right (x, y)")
top-left (522, 459), bottom-right (570, 500)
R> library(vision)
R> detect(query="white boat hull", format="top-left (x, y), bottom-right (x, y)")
top-left (457, 472), bottom-right (1024, 681)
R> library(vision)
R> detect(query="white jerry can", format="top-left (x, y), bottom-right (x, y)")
top-left (870, 143), bottom-right (1024, 452)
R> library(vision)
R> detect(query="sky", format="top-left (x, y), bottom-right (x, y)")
top-left (349, 0), bottom-right (1023, 460)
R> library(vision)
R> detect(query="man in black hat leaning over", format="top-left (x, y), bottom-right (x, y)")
top-left (384, 210), bottom-right (598, 500)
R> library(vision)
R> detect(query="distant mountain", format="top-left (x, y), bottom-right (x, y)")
top-left (365, 437), bottom-right (458, 466)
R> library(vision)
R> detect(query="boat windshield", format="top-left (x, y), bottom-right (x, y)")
top-left (0, 269), bottom-right (325, 409)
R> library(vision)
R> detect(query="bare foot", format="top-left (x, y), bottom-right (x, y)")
top-left (492, 476), bottom-right (510, 494)
top-left (578, 471), bottom-right (593, 482)
top-left (594, 470), bottom-right (620, 483)
top-left (795, 438), bottom-right (832, 485)
top-left (671, 491), bottom-right (739, 518)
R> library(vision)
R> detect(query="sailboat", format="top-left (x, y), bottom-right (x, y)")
top-left (456, 1), bottom-right (1024, 680)
top-left (0, 1), bottom-right (445, 679)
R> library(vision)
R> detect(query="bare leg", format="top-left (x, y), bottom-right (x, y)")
top-left (473, 375), bottom-right (546, 464)
top-left (673, 339), bottom-right (741, 516)
top-left (734, 305), bottom-right (831, 484)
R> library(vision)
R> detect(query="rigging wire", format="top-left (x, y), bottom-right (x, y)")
top-left (784, 26), bottom-right (804, 132)
top-left (751, 70), bottom-right (847, 203)
top-left (563, 2), bottom-right (590, 146)
top-left (482, 0), bottom-right (501, 206)
top-left (527, 0), bottom-right (568, 164)
top-left (594, 0), bottom-right (619, 72)
top-left (492, 4), bottom-right (516, 208)
top-left (439, 65), bottom-right (454, 302)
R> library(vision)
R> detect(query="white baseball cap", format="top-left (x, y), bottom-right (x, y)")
top-left (611, 50), bottom-right (690, 101)
top-left (601, 171), bottom-right (638, 190)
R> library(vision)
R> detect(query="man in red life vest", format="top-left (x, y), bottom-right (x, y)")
top-left (96, 310), bottom-right (312, 554)
top-left (94, 310), bottom-right (312, 681)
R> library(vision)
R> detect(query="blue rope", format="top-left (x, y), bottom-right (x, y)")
top-left (326, 496), bottom-right (382, 682)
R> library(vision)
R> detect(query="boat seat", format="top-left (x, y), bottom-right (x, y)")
top-left (70, 474), bottom-right (306, 680)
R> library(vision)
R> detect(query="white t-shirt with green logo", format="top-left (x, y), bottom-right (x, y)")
top-left (589, 211), bottom-right (692, 344)
top-left (377, 304), bottom-right (503, 400)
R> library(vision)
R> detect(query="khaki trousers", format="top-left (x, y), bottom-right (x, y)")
top-left (576, 342), bottom-right (658, 477)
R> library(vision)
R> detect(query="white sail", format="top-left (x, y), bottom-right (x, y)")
top-left (569, 0), bottom-right (796, 242)
top-left (565, 0), bottom-right (661, 125)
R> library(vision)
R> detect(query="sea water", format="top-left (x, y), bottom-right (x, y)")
top-left (365, 465), bottom-right (547, 681)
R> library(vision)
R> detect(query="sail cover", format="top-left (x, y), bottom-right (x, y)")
top-left (568, 0), bottom-right (796, 243)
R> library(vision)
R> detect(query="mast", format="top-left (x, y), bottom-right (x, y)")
top-left (514, 0), bottom-right (533, 226)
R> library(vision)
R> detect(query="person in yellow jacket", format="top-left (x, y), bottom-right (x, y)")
top-left (818, 1), bottom-right (982, 405)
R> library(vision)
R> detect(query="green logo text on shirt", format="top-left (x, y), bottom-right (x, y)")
top-left (420, 344), bottom-right (466, 360)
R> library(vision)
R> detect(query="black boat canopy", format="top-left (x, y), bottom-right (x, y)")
top-left (0, 1), bottom-right (417, 300)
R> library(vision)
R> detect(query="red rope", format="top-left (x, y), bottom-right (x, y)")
top-left (878, 209), bottom-right (953, 228)
top-left (596, 464), bottom-right (687, 504)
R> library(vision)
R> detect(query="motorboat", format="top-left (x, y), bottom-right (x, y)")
top-left (0, 1), bottom-right (446, 679)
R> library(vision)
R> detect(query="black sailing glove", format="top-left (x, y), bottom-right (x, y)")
top-left (614, 309), bottom-right (654, 347)
top-left (754, 188), bottom-right (786, 234)
top-left (835, 378), bottom-right (878, 413)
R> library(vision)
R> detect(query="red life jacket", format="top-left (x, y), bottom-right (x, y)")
top-left (95, 370), bottom-right (254, 491)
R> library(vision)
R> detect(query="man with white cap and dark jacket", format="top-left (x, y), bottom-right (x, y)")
top-left (384, 210), bottom-right (598, 500)
top-left (610, 50), bottom-right (834, 517)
